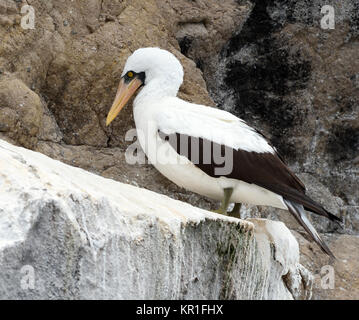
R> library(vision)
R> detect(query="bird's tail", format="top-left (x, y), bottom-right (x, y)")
top-left (283, 199), bottom-right (335, 258)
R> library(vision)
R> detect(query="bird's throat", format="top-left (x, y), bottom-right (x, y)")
top-left (134, 78), bottom-right (180, 107)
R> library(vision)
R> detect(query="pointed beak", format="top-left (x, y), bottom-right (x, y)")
top-left (106, 77), bottom-right (143, 126)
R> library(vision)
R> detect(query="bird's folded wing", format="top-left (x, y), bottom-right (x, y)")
top-left (155, 97), bottom-right (274, 154)
top-left (155, 98), bottom-right (342, 225)
top-left (155, 98), bottom-right (305, 190)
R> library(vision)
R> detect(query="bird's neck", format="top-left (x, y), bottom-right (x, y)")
top-left (134, 77), bottom-right (181, 106)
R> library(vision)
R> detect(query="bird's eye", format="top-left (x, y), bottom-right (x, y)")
top-left (127, 71), bottom-right (134, 78)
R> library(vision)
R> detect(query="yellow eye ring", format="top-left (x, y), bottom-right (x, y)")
top-left (127, 71), bottom-right (134, 78)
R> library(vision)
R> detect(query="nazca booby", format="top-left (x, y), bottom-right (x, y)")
top-left (106, 47), bottom-right (341, 257)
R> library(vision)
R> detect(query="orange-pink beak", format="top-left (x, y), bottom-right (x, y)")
top-left (106, 77), bottom-right (143, 126)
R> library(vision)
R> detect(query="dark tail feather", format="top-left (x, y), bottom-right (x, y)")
top-left (257, 183), bottom-right (342, 224)
top-left (324, 208), bottom-right (342, 223)
top-left (284, 199), bottom-right (335, 258)
top-left (304, 204), bottom-right (342, 223)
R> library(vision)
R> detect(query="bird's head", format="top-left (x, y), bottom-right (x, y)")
top-left (106, 47), bottom-right (184, 126)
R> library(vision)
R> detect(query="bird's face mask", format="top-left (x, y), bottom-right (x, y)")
top-left (106, 71), bottom-right (145, 126)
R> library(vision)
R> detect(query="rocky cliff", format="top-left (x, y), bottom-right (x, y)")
top-left (0, 139), bottom-right (311, 299)
top-left (0, 0), bottom-right (358, 299)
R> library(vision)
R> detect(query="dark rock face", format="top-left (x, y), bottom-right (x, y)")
top-left (327, 125), bottom-right (358, 164)
top-left (183, 0), bottom-right (359, 236)
top-left (222, 0), bottom-right (312, 161)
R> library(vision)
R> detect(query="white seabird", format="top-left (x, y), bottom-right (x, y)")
top-left (106, 47), bottom-right (341, 257)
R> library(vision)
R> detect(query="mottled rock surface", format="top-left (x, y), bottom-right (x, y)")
top-left (0, 139), bottom-right (311, 300)
top-left (0, 0), bottom-right (249, 212)
top-left (0, 0), bottom-right (358, 299)
top-left (293, 231), bottom-right (359, 300)
top-left (197, 0), bottom-right (358, 235)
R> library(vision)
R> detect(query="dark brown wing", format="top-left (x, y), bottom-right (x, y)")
top-left (158, 130), bottom-right (340, 257)
top-left (158, 130), bottom-right (340, 223)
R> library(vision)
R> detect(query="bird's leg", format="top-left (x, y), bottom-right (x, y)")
top-left (229, 203), bottom-right (242, 219)
top-left (213, 188), bottom-right (233, 215)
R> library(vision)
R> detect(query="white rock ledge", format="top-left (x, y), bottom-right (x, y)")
top-left (0, 139), bottom-right (312, 299)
